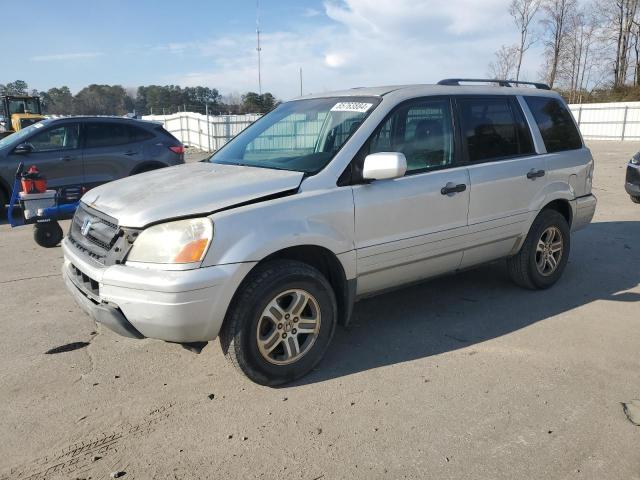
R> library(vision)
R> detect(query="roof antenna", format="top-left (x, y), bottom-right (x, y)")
top-left (256, 0), bottom-right (262, 95)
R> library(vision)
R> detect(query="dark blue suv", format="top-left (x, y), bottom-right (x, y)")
top-left (0, 116), bottom-right (184, 211)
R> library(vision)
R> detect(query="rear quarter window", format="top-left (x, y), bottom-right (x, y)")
top-left (524, 96), bottom-right (582, 153)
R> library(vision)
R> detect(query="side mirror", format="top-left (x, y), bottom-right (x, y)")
top-left (14, 143), bottom-right (33, 155)
top-left (362, 152), bottom-right (407, 181)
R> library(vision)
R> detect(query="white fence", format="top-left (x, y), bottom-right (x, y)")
top-left (142, 112), bottom-right (261, 151)
top-left (146, 102), bottom-right (640, 151)
top-left (569, 101), bottom-right (640, 141)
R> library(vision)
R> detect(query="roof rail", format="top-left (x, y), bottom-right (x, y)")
top-left (437, 78), bottom-right (551, 90)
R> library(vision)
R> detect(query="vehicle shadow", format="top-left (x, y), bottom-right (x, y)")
top-left (296, 221), bottom-right (640, 386)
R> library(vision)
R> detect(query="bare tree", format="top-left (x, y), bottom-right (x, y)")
top-left (611, 0), bottom-right (639, 87)
top-left (488, 45), bottom-right (520, 80)
top-left (555, 7), bottom-right (600, 102)
top-left (540, 0), bottom-right (577, 88)
top-left (510, 0), bottom-right (542, 80)
top-left (632, 19), bottom-right (640, 85)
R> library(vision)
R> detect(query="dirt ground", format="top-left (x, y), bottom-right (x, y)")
top-left (0, 141), bottom-right (639, 480)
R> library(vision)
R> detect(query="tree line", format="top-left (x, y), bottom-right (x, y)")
top-left (0, 80), bottom-right (277, 116)
top-left (490, 0), bottom-right (640, 103)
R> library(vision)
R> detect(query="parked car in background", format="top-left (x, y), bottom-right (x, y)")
top-left (0, 117), bottom-right (184, 213)
top-left (62, 79), bottom-right (596, 385)
top-left (626, 152), bottom-right (640, 203)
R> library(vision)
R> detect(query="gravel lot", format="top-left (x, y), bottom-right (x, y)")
top-left (1, 141), bottom-right (639, 480)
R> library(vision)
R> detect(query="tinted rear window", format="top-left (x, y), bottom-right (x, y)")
top-left (524, 96), bottom-right (582, 152)
top-left (153, 125), bottom-right (179, 142)
top-left (458, 97), bottom-right (534, 162)
top-left (85, 122), bottom-right (153, 148)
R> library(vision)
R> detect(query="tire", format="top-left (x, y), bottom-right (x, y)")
top-left (220, 259), bottom-right (337, 386)
top-left (507, 209), bottom-right (570, 290)
top-left (631, 195), bottom-right (640, 204)
top-left (33, 222), bottom-right (64, 248)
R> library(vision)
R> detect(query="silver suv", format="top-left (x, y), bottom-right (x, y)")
top-left (62, 79), bottom-right (597, 385)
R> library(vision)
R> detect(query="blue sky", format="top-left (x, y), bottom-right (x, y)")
top-left (2, 0), bottom-right (545, 100)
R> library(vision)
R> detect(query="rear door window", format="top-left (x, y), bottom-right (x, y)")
top-left (85, 123), bottom-right (130, 148)
top-left (524, 96), bottom-right (582, 152)
top-left (458, 97), bottom-right (534, 162)
top-left (129, 125), bottom-right (154, 142)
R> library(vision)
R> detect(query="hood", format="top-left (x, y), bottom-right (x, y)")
top-left (81, 162), bottom-right (304, 227)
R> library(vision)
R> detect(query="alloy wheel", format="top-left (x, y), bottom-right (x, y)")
top-left (256, 289), bottom-right (321, 365)
top-left (535, 226), bottom-right (564, 276)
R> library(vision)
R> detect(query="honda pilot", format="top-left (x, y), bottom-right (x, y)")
top-left (62, 79), bottom-right (597, 385)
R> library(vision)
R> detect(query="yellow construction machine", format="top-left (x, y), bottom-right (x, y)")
top-left (0, 95), bottom-right (45, 139)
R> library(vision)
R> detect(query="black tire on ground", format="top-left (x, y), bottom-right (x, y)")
top-left (631, 195), bottom-right (640, 204)
top-left (507, 209), bottom-right (571, 290)
top-left (220, 259), bottom-right (337, 386)
top-left (33, 222), bottom-right (64, 248)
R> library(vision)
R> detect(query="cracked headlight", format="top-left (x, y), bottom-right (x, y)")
top-left (127, 218), bottom-right (213, 264)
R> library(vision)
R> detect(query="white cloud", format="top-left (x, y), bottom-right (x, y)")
top-left (168, 0), bottom-right (540, 99)
top-left (325, 52), bottom-right (349, 68)
top-left (30, 52), bottom-right (103, 62)
top-left (303, 7), bottom-right (322, 17)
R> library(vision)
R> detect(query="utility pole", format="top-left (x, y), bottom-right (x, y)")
top-left (299, 67), bottom-right (303, 96)
top-left (256, 0), bottom-right (262, 94)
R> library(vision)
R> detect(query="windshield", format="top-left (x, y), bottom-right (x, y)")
top-left (209, 96), bottom-right (380, 173)
top-left (0, 121), bottom-right (48, 149)
top-left (6, 98), bottom-right (40, 115)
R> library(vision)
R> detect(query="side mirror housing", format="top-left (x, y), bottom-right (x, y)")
top-left (362, 152), bottom-right (407, 181)
top-left (14, 143), bottom-right (33, 155)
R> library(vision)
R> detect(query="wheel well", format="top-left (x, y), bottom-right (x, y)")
top-left (261, 245), bottom-right (354, 326)
top-left (130, 161), bottom-right (167, 175)
top-left (543, 199), bottom-right (572, 226)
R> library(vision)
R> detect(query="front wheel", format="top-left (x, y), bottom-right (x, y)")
top-left (507, 209), bottom-right (570, 290)
top-left (631, 195), bottom-right (640, 204)
top-left (220, 260), bottom-right (337, 386)
top-left (33, 222), bottom-right (64, 248)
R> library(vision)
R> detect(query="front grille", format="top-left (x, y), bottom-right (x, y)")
top-left (69, 263), bottom-right (100, 297)
top-left (626, 164), bottom-right (640, 184)
top-left (69, 204), bottom-right (120, 264)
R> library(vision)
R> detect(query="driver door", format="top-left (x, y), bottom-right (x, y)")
top-left (351, 97), bottom-right (470, 295)
top-left (12, 121), bottom-right (83, 190)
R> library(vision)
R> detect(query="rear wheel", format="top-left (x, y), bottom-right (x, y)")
top-left (220, 260), bottom-right (337, 386)
top-left (33, 222), bottom-right (64, 248)
top-left (507, 209), bottom-right (570, 290)
top-left (631, 195), bottom-right (640, 204)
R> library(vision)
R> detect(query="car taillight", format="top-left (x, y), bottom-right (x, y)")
top-left (169, 146), bottom-right (185, 154)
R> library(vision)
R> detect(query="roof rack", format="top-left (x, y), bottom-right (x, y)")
top-left (437, 78), bottom-right (551, 90)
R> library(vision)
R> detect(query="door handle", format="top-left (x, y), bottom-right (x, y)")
top-left (441, 182), bottom-right (467, 195)
top-left (526, 169), bottom-right (545, 180)
top-left (124, 151), bottom-right (138, 156)
top-left (60, 155), bottom-right (74, 161)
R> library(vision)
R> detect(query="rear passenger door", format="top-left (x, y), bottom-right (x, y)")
top-left (82, 121), bottom-right (151, 189)
top-left (352, 97), bottom-right (470, 295)
top-left (456, 96), bottom-right (546, 268)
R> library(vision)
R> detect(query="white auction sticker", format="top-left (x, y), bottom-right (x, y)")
top-left (330, 102), bottom-right (373, 113)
